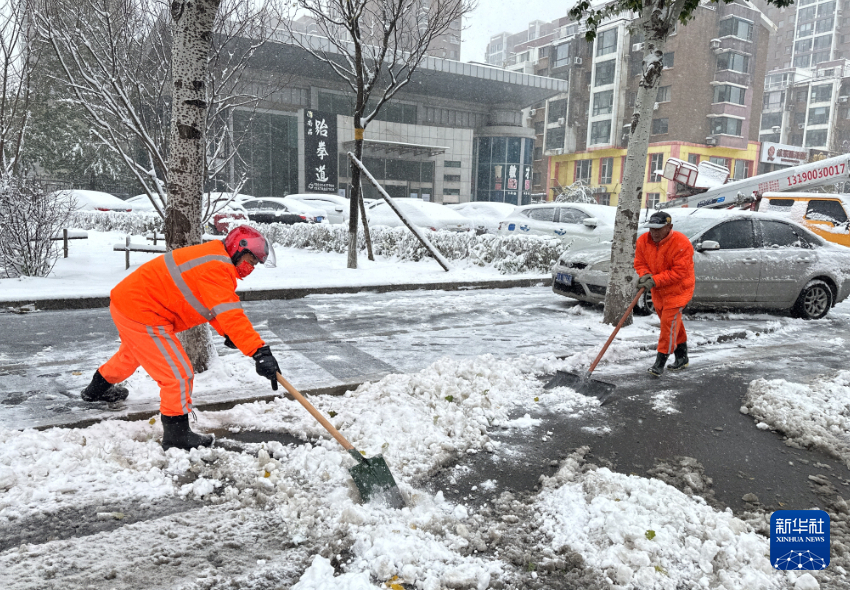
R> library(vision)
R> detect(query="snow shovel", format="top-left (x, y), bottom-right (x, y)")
top-left (545, 288), bottom-right (646, 401)
top-left (274, 373), bottom-right (405, 509)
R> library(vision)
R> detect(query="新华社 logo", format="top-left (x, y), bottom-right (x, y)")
top-left (770, 510), bottom-right (830, 571)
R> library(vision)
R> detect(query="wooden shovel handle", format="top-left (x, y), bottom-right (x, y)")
top-left (586, 288), bottom-right (646, 376)
top-left (275, 373), bottom-right (355, 452)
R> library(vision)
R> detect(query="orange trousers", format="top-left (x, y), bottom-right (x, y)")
top-left (655, 302), bottom-right (687, 355)
top-left (99, 305), bottom-right (194, 416)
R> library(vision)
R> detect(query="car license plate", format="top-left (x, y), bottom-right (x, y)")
top-left (556, 272), bottom-right (572, 286)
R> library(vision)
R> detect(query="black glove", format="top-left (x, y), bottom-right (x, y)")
top-left (223, 335), bottom-right (238, 350)
top-left (252, 345), bottom-right (280, 391)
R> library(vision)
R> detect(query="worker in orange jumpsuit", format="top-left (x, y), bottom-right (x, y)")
top-left (634, 211), bottom-right (695, 377)
top-left (80, 225), bottom-right (282, 450)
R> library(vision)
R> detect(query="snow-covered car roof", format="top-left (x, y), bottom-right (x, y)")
top-left (369, 199), bottom-right (473, 229)
top-left (54, 189), bottom-right (132, 212)
top-left (243, 197), bottom-right (326, 217)
top-left (511, 202), bottom-right (617, 224)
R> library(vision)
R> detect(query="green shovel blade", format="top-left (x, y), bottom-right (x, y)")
top-left (348, 452), bottom-right (405, 509)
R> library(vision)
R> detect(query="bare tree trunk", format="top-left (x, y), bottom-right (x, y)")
top-left (347, 133), bottom-right (363, 268)
top-left (358, 187), bottom-right (374, 261)
top-left (169, 0), bottom-right (222, 372)
top-left (601, 18), bottom-right (669, 326)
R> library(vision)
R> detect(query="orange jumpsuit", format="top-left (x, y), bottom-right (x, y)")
top-left (634, 230), bottom-right (695, 355)
top-left (99, 240), bottom-right (265, 416)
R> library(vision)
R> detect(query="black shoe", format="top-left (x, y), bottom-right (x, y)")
top-left (161, 413), bottom-right (214, 451)
top-left (647, 353), bottom-right (669, 377)
top-left (669, 343), bottom-right (689, 371)
top-left (81, 370), bottom-right (129, 402)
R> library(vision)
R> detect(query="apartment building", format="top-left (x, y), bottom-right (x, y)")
top-left (513, 2), bottom-right (772, 204)
top-left (484, 20), bottom-right (558, 66)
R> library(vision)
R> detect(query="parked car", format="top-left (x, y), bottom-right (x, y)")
top-left (241, 197), bottom-right (318, 225)
top-left (203, 192), bottom-right (250, 234)
top-left (497, 202), bottom-right (617, 250)
top-left (367, 198), bottom-right (473, 232)
top-left (54, 189), bottom-right (132, 212)
top-left (757, 192), bottom-right (850, 248)
top-left (283, 194), bottom-right (350, 225)
top-left (552, 209), bottom-right (850, 319)
top-left (126, 194), bottom-right (165, 213)
top-left (448, 202), bottom-right (517, 234)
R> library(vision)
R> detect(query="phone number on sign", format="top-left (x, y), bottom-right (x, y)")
top-left (786, 163), bottom-right (846, 187)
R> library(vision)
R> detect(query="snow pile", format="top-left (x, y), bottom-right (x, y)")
top-left (535, 450), bottom-right (784, 590)
top-left (743, 371), bottom-right (850, 465)
top-left (68, 210), bottom-right (162, 235)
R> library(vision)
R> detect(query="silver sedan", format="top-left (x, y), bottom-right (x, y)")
top-left (551, 209), bottom-right (850, 319)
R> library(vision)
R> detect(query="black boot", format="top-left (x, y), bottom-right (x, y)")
top-left (81, 370), bottom-right (129, 402)
top-left (161, 413), bottom-right (214, 451)
top-left (669, 343), bottom-right (689, 371)
top-left (647, 353), bottom-right (669, 377)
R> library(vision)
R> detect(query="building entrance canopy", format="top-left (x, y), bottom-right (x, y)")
top-left (342, 139), bottom-right (448, 158)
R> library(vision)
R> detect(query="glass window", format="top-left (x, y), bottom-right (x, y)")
top-left (710, 156), bottom-right (728, 167)
top-left (799, 6), bottom-right (817, 21)
top-left (795, 38), bottom-right (813, 53)
top-left (805, 129), bottom-right (829, 146)
top-left (812, 50), bottom-right (831, 64)
top-left (760, 220), bottom-right (813, 248)
top-left (547, 99), bottom-right (568, 123)
top-left (593, 90), bottom-right (614, 115)
top-left (797, 21), bottom-right (814, 37)
top-left (806, 199), bottom-right (848, 224)
top-left (595, 61), bottom-right (616, 86)
top-left (553, 43), bottom-right (571, 67)
top-left (711, 117), bottom-right (743, 136)
top-left (794, 54), bottom-right (812, 68)
top-left (649, 153), bottom-right (664, 181)
top-left (575, 160), bottom-right (592, 182)
top-left (651, 118), bottom-right (669, 134)
top-left (590, 120), bottom-right (611, 145)
top-left (527, 207), bottom-right (555, 221)
top-left (444, 160), bottom-right (462, 168)
top-left (809, 106), bottom-right (830, 124)
top-left (596, 29), bottom-right (618, 56)
top-left (662, 52), bottom-right (674, 68)
top-left (700, 219), bottom-right (755, 249)
top-left (688, 153), bottom-right (700, 165)
top-left (733, 160), bottom-right (750, 180)
top-left (812, 84), bottom-right (833, 102)
top-left (716, 52), bottom-right (749, 73)
top-left (763, 91), bottom-right (784, 109)
top-left (600, 157), bottom-right (613, 184)
top-left (816, 17), bottom-right (834, 34)
top-left (557, 207), bottom-right (589, 224)
top-left (813, 34), bottom-right (832, 50)
top-left (546, 127), bottom-right (565, 149)
top-left (232, 111), bottom-right (299, 198)
top-left (715, 85), bottom-right (746, 105)
top-left (645, 193), bottom-right (661, 208)
top-left (818, 1), bottom-right (836, 16)
top-left (761, 112), bottom-right (782, 130)
top-left (656, 86), bottom-right (671, 102)
top-left (719, 17), bottom-right (753, 40)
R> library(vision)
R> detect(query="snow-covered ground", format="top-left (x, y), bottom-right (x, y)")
top-left (0, 230), bottom-right (546, 304)
top-left (1, 229), bottom-right (848, 589)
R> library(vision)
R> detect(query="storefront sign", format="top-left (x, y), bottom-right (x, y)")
top-left (494, 165), bottom-right (503, 190)
top-left (304, 110), bottom-right (338, 193)
top-left (761, 142), bottom-right (808, 167)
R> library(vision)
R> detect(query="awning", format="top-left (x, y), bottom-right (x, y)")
top-left (342, 139), bottom-right (449, 158)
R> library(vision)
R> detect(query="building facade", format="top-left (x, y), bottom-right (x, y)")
top-left (222, 33), bottom-right (566, 205)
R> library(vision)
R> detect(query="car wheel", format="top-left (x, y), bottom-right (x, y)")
top-left (634, 290), bottom-right (655, 316)
top-left (791, 279), bottom-right (833, 320)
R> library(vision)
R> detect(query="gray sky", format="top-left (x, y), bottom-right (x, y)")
top-left (460, 0), bottom-right (573, 63)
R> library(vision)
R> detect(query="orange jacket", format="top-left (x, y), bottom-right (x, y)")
top-left (111, 240), bottom-right (264, 356)
top-left (634, 230), bottom-right (695, 308)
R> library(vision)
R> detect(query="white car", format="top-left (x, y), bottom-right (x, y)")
top-left (448, 202), bottom-right (517, 234)
top-left (367, 198), bottom-right (473, 232)
top-left (126, 194), bottom-right (165, 213)
top-left (54, 189), bottom-right (132, 212)
top-left (242, 197), bottom-right (329, 224)
top-left (284, 194), bottom-right (350, 225)
top-left (498, 202), bottom-right (617, 250)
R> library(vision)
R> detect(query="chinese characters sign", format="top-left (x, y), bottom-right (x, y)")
top-left (304, 110), bottom-right (338, 193)
top-left (771, 510), bottom-right (830, 570)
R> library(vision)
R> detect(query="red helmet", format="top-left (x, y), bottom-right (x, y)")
top-left (224, 225), bottom-right (274, 266)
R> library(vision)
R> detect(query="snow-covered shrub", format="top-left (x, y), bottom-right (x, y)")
top-left (259, 222), bottom-right (563, 274)
top-left (0, 177), bottom-right (73, 278)
top-left (67, 211), bottom-right (163, 235)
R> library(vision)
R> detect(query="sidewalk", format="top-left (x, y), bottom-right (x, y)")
top-left (0, 230), bottom-right (551, 311)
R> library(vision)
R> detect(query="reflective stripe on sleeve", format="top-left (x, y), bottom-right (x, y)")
top-left (211, 301), bottom-right (243, 316)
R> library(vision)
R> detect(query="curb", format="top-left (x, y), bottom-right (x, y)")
top-left (2, 277), bottom-right (553, 312)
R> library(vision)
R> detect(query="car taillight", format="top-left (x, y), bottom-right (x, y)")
top-left (96, 207), bottom-right (110, 211)
top-left (299, 215), bottom-right (307, 220)
top-left (429, 227), bottom-right (437, 231)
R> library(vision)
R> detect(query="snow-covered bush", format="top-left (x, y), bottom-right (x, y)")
top-left (0, 177), bottom-right (74, 278)
top-left (67, 210), bottom-right (163, 235)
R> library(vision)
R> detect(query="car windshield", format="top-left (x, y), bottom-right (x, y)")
top-left (638, 215), bottom-right (724, 239)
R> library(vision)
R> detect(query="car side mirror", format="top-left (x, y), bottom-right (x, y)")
top-left (696, 240), bottom-right (720, 252)
top-left (583, 217), bottom-right (598, 228)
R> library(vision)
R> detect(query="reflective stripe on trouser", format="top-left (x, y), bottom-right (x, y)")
top-left (655, 304), bottom-right (687, 355)
top-left (99, 305), bottom-right (194, 416)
